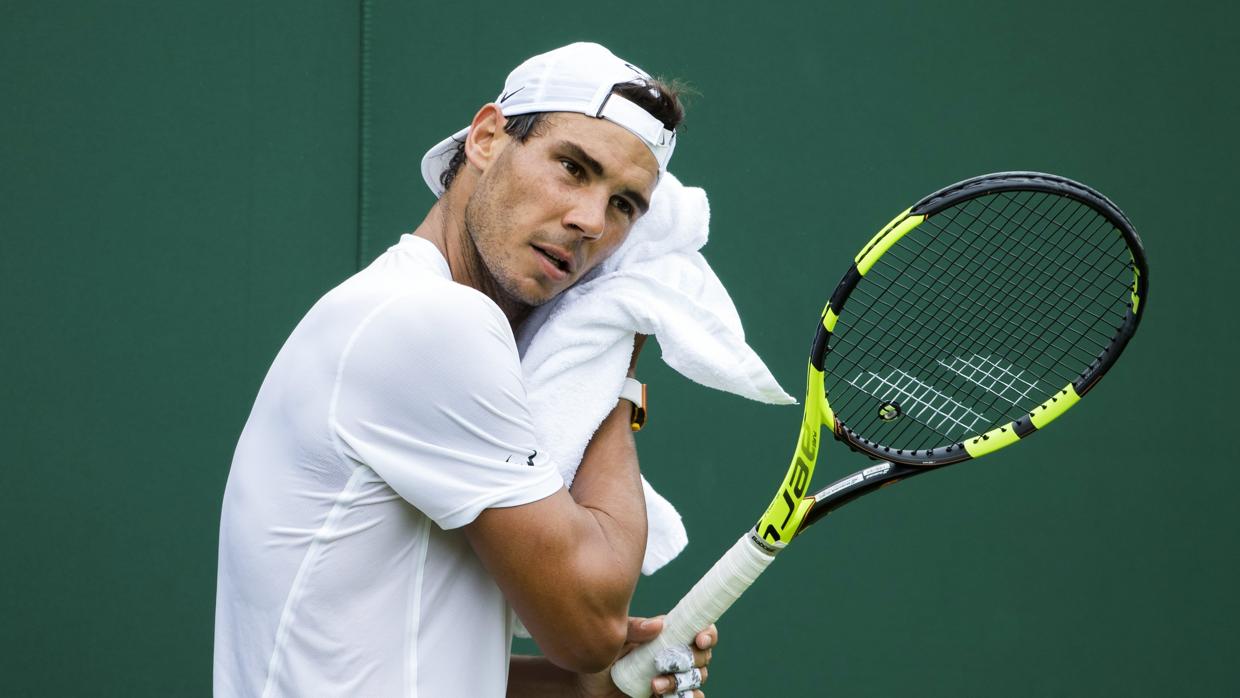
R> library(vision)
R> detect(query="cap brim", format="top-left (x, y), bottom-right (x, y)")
top-left (420, 125), bottom-right (471, 198)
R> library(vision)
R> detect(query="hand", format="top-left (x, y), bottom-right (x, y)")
top-left (574, 616), bottom-right (717, 698)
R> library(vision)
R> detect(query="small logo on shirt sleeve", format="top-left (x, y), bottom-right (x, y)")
top-left (505, 449), bottom-right (537, 467)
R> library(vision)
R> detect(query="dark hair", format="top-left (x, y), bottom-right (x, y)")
top-left (438, 77), bottom-right (687, 192)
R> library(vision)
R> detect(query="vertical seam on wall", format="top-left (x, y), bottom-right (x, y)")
top-left (357, 0), bottom-right (373, 270)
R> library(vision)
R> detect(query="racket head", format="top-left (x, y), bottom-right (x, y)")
top-left (814, 172), bottom-right (1148, 467)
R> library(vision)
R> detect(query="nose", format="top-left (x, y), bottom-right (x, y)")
top-left (563, 191), bottom-right (608, 240)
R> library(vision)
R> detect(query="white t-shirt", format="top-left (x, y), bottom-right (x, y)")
top-left (214, 235), bottom-right (564, 698)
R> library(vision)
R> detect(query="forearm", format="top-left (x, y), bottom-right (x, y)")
top-left (516, 401), bottom-right (646, 669)
top-left (540, 337), bottom-right (649, 623)
top-left (566, 399), bottom-right (648, 599)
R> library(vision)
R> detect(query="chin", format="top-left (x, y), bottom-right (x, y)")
top-left (494, 277), bottom-right (553, 310)
top-left (515, 288), bottom-right (555, 308)
top-left (509, 271), bottom-right (571, 307)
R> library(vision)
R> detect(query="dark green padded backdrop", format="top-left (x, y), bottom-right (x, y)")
top-left (3, 1), bottom-right (1237, 695)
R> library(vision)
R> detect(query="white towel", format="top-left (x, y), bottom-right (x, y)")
top-left (517, 172), bottom-right (795, 575)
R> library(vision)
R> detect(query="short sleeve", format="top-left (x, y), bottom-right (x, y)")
top-left (330, 286), bottom-right (563, 529)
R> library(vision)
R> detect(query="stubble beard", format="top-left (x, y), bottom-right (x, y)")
top-left (461, 192), bottom-right (541, 325)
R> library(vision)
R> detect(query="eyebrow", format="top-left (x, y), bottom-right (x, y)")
top-left (558, 140), bottom-right (651, 215)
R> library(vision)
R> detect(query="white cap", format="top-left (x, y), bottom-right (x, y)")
top-left (420, 42), bottom-right (677, 198)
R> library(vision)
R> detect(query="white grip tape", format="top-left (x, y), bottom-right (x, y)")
top-left (611, 534), bottom-right (776, 697)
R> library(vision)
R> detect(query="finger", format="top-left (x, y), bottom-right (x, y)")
top-left (653, 645), bottom-right (694, 673)
top-left (615, 616), bottom-right (665, 660)
top-left (694, 624), bottom-right (718, 650)
top-left (674, 667), bottom-right (705, 691)
top-left (690, 647), bottom-right (712, 668)
top-left (658, 691), bottom-right (703, 698)
top-left (625, 615), bottom-right (665, 645)
top-left (651, 666), bottom-right (704, 695)
top-left (653, 644), bottom-right (711, 674)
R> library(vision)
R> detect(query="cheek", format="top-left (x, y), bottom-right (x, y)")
top-left (501, 168), bottom-right (564, 225)
top-left (471, 171), bottom-right (531, 238)
top-left (585, 231), bottom-right (630, 270)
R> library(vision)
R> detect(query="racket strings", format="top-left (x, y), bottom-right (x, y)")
top-left (905, 193), bottom-right (1121, 349)
top-left (853, 193), bottom-right (1111, 378)
top-left (831, 203), bottom-right (1020, 443)
top-left (916, 193), bottom-right (1131, 415)
top-left (964, 193), bottom-right (1137, 370)
top-left (959, 192), bottom-right (1135, 328)
top-left (1034, 203), bottom-right (1142, 372)
top-left (912, 193), bottom-right (1130, 369)
top-left (846, 288), bottom-right (1071, 383)
top-left (836, 194), bottom-right (1100, 393)
top-left (826, 190), bottom-right (1136, 451)
top-left (829, 199), bottom-right (1026, 445)
top-left (850, 192), bottom-right (1127, 372)
top-left (852, 195), bottom-right (1075, 446)
top-left (861, 195), bottom-right (1129, 423)
top-left (953, 194), bottom-right (1122, 322)
top-left (863, 190), bottom-right (1135, 438)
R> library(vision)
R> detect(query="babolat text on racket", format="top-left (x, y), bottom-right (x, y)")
top-left (612, 171), bottom-right (1148, 696)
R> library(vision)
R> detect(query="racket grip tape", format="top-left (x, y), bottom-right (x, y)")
top-left (610, 533), bottom-right (777, 697)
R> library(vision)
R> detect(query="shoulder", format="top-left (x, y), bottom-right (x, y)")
top-left (363, 281), bottom-right (512, 355)
top-left (333, 279), bottom-right (520, 393)
top-left (322, 236), bottom-right (511, 350)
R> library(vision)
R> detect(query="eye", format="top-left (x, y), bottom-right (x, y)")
top-left (560, 159), bottom-right (583, 178)
top-left (611, 196), bottom-right (634, 218)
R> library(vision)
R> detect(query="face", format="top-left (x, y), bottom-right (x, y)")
top-left (462, 112), bottom-right (659, 308)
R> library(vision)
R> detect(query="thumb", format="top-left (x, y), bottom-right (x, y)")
top-left (625, 615), bottom-right (665, 645)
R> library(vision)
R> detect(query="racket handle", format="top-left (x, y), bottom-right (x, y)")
top-left (611, 532), bottom-right (777, 697)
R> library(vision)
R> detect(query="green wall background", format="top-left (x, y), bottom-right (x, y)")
top-left (3, 1), bottom-right (1237, 695)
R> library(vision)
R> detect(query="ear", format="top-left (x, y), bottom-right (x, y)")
top-left (464, 104), bottom-right (508, 173)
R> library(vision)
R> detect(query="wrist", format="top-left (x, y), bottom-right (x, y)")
top-left (626, 334), bottom-right (647, 376)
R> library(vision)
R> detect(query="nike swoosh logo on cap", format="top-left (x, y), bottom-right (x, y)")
top-left (499, 86), bottom-right (527, 103)
top-left (623, 62), bottom-right (651, 79)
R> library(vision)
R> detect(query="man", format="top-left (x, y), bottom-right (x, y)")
top-left (214, 43), bottom-right (715, 697)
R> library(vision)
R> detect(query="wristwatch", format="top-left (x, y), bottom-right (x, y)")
top-left (619, 377), bottom-right (647, 432)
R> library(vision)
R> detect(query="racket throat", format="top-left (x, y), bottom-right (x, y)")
top-left (753, 495), bottom-right (816, 552)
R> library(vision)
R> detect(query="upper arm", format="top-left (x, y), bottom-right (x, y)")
top-left (331, 287), bottom-right (562, 528)
top-left (333, 285), bottom-right (640, 671)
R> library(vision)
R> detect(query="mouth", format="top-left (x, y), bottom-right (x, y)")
top-left (531, 244), bottom-right (575, 275)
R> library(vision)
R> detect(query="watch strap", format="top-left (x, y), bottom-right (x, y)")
top-left (619, 377), bottom-right (647, 431)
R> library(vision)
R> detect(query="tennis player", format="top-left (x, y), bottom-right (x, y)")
top-left (213, 42), bottom-right (716, 697)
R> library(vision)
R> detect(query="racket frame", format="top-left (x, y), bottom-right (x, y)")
top-left (611, 172), bottom-right (1149, 696)
top-left (759, 172), bottom-right (1148, 548)
top-left (817, 172), bottom-right (1148, 468)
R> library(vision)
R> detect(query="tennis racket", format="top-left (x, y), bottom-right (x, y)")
top-left (612, 171), bottom-right (1148, 696)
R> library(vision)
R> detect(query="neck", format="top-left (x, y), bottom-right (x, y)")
top-left (413, 192), bottom-right (532, 331)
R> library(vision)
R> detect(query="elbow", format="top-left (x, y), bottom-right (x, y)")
top-left (539, 612), bottom-right (629, 674)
